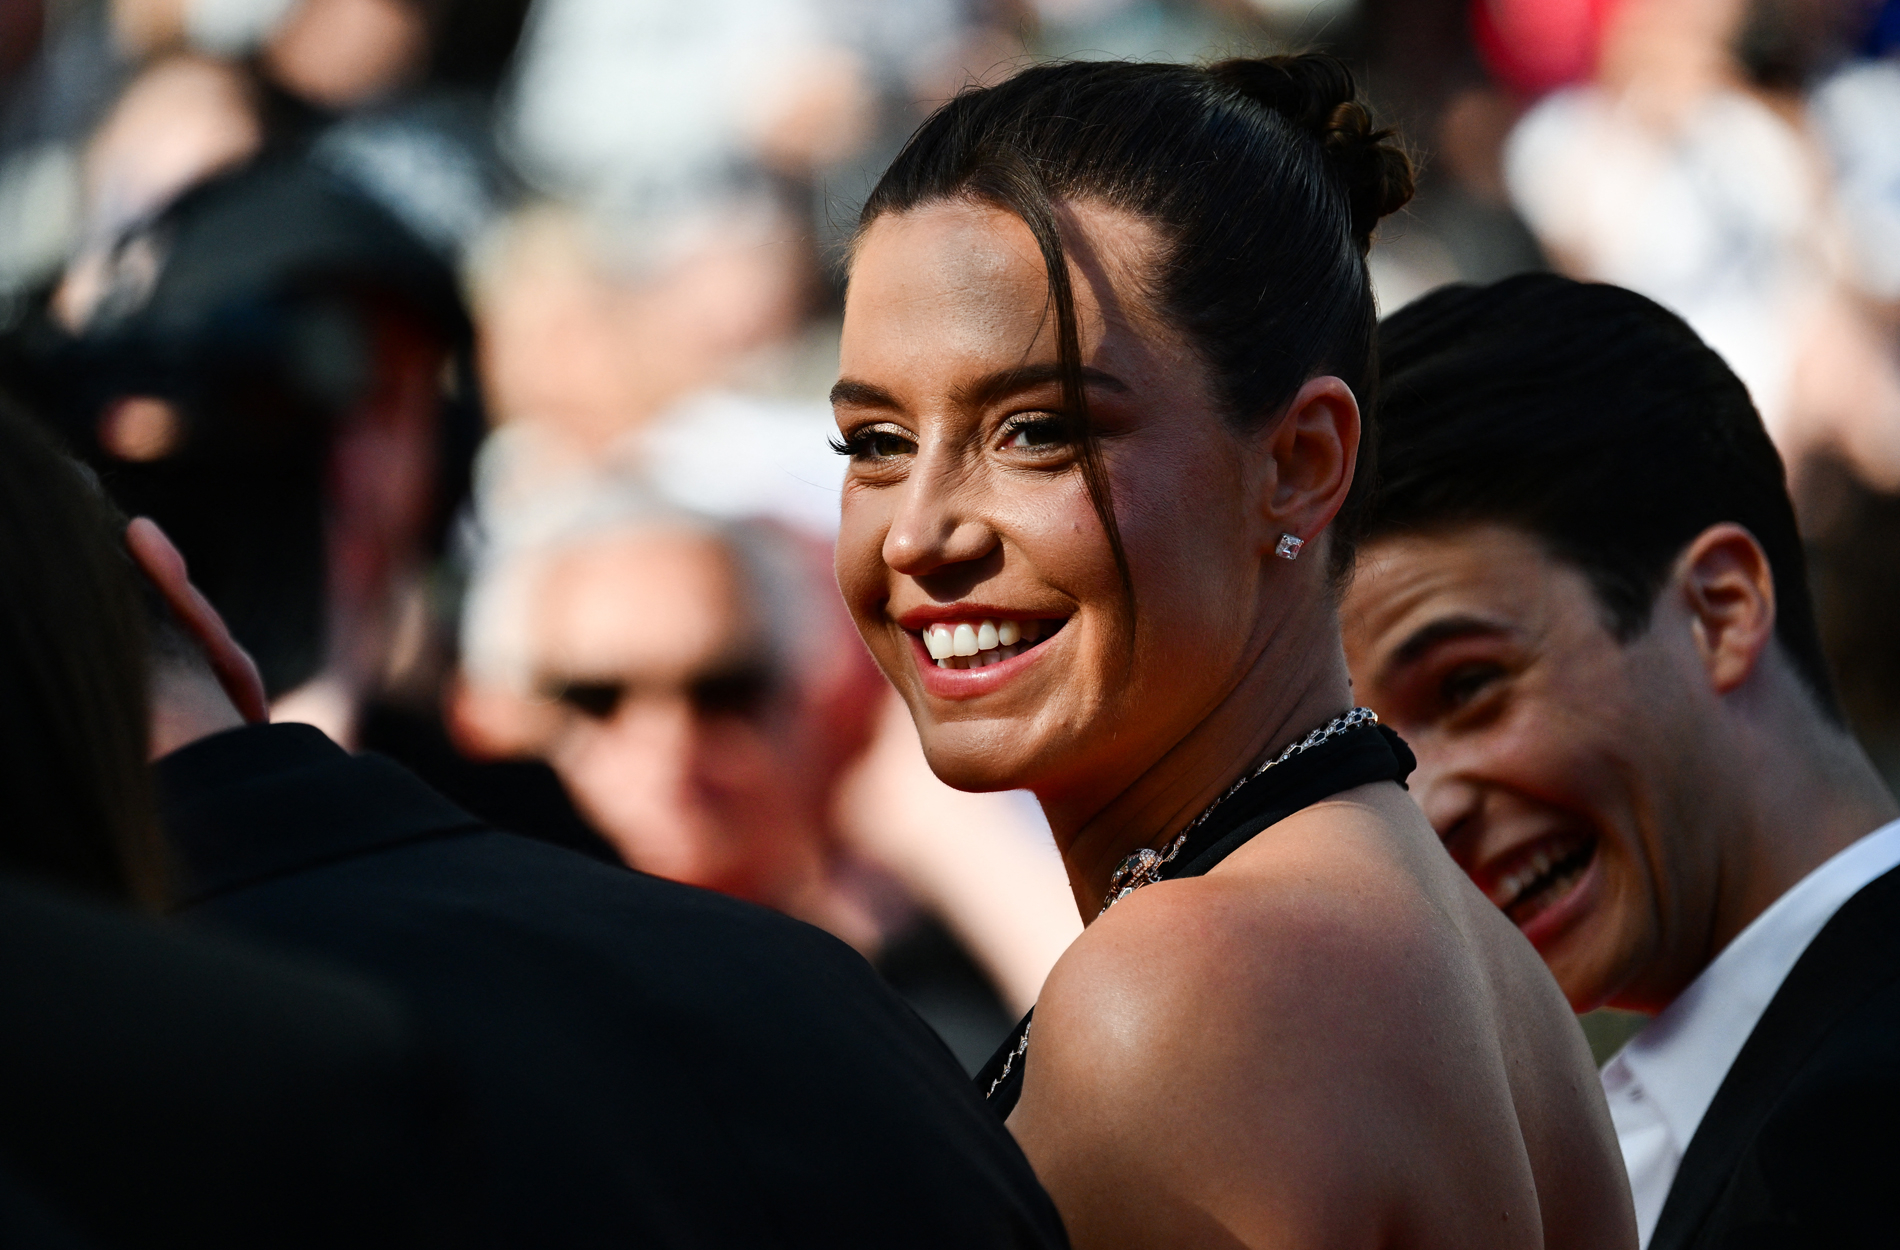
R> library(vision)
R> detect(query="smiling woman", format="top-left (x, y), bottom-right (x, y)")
top-left (832, 56), bottom-right (1639, 1250)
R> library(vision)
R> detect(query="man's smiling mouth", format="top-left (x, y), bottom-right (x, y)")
top-left (1485, 832), bottom-right (1599, 927)
top-left (917, 617), bottom-right (1066, 669)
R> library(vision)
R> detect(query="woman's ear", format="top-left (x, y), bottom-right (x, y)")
top-left (1254, 375), bottom-right (1360, 557)
top-left (125, 517), bottom-right (271, 724)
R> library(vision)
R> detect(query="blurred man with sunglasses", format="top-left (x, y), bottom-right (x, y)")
top-left (454, 489), bottom-right (1025, 1069)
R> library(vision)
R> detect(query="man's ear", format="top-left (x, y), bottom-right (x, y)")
top-left (1255, 375), bottom-right (1360, 557)
top-left (125, 517), bottom-right (271, 724)
top-left (1675, 523), bottom-right (1777, 696)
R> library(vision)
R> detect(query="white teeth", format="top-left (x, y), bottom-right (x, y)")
top-left (1492, 836), bottom-right (1594, 912)
top-left (918, 617), bottom-right (1058, 669)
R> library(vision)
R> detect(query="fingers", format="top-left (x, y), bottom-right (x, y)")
top-left (126, 517), bottom-right (272, 724)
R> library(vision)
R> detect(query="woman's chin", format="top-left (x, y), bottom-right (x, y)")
top-left (914, 732), bottom-right (1043, 795)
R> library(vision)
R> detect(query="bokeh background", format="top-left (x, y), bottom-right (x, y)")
top-left (2, 0), bottom-right (1896, 1064)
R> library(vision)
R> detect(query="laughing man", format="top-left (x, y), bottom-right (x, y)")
top-left (1342, 274), bottom-right (1900, 1250)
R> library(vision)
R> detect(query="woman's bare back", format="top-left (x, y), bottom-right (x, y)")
top-left (1009, 782), bottom-right (1636, 1250)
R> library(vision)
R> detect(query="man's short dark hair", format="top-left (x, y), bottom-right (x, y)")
top-left (1369, 273), bottom-right (1840, 721)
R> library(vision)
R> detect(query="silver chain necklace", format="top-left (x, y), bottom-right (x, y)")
top-left (1099, 706), bottom-right (1380, 915)
top-left (985, 706), bottom-right (1379, 1100)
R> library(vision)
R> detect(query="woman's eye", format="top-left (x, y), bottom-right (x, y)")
top-left (831, 427), bottom-right (916, 461)
top-left (1440, 662), bottom-right (1505, 711)
top-left (1000, 415), bottom-right (1070, 451)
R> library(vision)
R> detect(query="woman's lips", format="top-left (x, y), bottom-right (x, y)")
top-left (904, 617), bottom-right (1065, 698)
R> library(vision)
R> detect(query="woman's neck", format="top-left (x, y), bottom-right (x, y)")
top-left (1041, 609), bottom-right (1359, 919)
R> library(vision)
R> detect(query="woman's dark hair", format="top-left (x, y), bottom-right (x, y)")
top-left (0, 396), bottom-right (167, 904)
top-left (1371, 274), bottom-right (1842, 722)
top-left (857, 54), bottom-right (1414, 582)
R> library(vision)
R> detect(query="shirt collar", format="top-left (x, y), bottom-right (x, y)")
top-left (1608, 817), bottom-right (1900, 1150)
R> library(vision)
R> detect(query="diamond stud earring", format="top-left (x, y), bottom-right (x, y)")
top-left (1275, 534), bottom-right (1304, 560)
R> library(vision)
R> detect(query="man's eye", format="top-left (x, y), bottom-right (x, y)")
top-left (1001, 415), bottom-right (1070, 451)
top-left (830, 427), bottom-right (916, 461)
top-left (1440, 663), bottom-right (1505, 710)
top-left (555, 681), bottom-right (624, 720)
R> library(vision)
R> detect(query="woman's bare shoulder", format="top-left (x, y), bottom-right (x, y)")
top-left (1008, 798), bottom-right (1495, 1246)
top-left (1036, 799), bottom-right (1462, 1080)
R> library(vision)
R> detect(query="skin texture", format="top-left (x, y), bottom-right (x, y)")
top-left (834, 198), bottom-right (1637, 1249)
top-left (1343, 523), bottom-right (1899, 1014)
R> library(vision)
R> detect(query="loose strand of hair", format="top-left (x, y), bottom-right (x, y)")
top-left (966, 149), bottom-right (1138, 612)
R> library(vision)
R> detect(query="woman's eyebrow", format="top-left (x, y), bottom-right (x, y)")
top-left (955, 364), bottom-right (1130, 408)
top-left (829, 378), bottom-right (900, 409)
top-left (830, 367), bottom-right (1132, 412)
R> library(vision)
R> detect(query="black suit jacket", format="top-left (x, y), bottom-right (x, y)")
top-left (0, 874), bottom-right (467, 1250)
top-left (1651, 862), bottom-right (1900, 1250)
top-left (156, 723), bottom-right (1067, 1250)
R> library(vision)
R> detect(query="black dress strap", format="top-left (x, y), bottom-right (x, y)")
top-left (975, 723), bottom-right (1415, 1117)
top-left (1171, 723), bottom-right (1414, 880)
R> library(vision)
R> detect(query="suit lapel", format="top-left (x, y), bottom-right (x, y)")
top-left (1648, 863), bottom-right (1900, 1250)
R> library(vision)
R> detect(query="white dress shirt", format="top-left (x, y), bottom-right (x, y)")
top-left (1600, 818), bottom-right (1900, 1247)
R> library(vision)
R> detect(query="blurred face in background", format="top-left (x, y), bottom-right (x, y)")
top-left (529, 527), bottom-right (831, 903)
top-left (111, 0), bottom-right (428, 108)
top-left (474, 207), bottom-right (807, 452)
top-left (1342, 523), bottom-right (1722, 1014)
top-left (265, 0), bottom-right (429, 107)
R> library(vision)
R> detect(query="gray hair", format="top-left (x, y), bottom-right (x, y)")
top-left (460, 466), bottom-right (828, 693)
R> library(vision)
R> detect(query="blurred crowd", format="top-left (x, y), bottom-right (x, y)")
top-left (1, 0), bottom-right (1898, 1071)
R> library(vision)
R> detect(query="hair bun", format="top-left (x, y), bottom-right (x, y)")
top-left (1209, 54), bottom-right (1415, 252)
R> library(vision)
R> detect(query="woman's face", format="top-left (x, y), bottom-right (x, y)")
top-left (833, 199), bottom-right (1283, 802)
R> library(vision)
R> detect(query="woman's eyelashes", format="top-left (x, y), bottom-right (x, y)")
top-left (998, 413), bottom-right (1072, 455)
top-left (831, 424), bottom-right (917, 462)
top-left (831, 412), bottom-right (1072, 464)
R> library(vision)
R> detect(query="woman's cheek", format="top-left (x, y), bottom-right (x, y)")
top-left (833, 493), bottom-right (890, 625)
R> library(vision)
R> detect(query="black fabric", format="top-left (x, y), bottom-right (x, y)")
top-left (357, 700), bottom-right (623, 866)
top-left (1649, 861), bottom-right (1900, 1250)
top-left (878, 914), bottom-right (1016, 1075)
top-left (157, 722), bottom-right (1069, 1250)
top-left (0, 873), bottom-right (469, 1250)
top-left (360, 702), bottom-right (1014, 1069)
top-left (976, 721), bottom-right (1414, 1116)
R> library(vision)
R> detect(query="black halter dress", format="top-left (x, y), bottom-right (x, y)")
top-left (974, 719), bottom-right (1416, 1118)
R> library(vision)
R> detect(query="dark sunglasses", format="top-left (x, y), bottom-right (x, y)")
top-left (550, 660), bottom-right (778, 723)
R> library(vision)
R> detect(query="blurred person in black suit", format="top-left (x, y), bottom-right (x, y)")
top-left (127, 459), bottom-right (1069, 1249)
top-left (0, 395), bottom-right (468, 1249)
top-left (1342, 275), bottom-right (1900, 1249)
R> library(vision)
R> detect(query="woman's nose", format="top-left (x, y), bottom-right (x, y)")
top-left (881, 459), bottom-right (999, 577)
